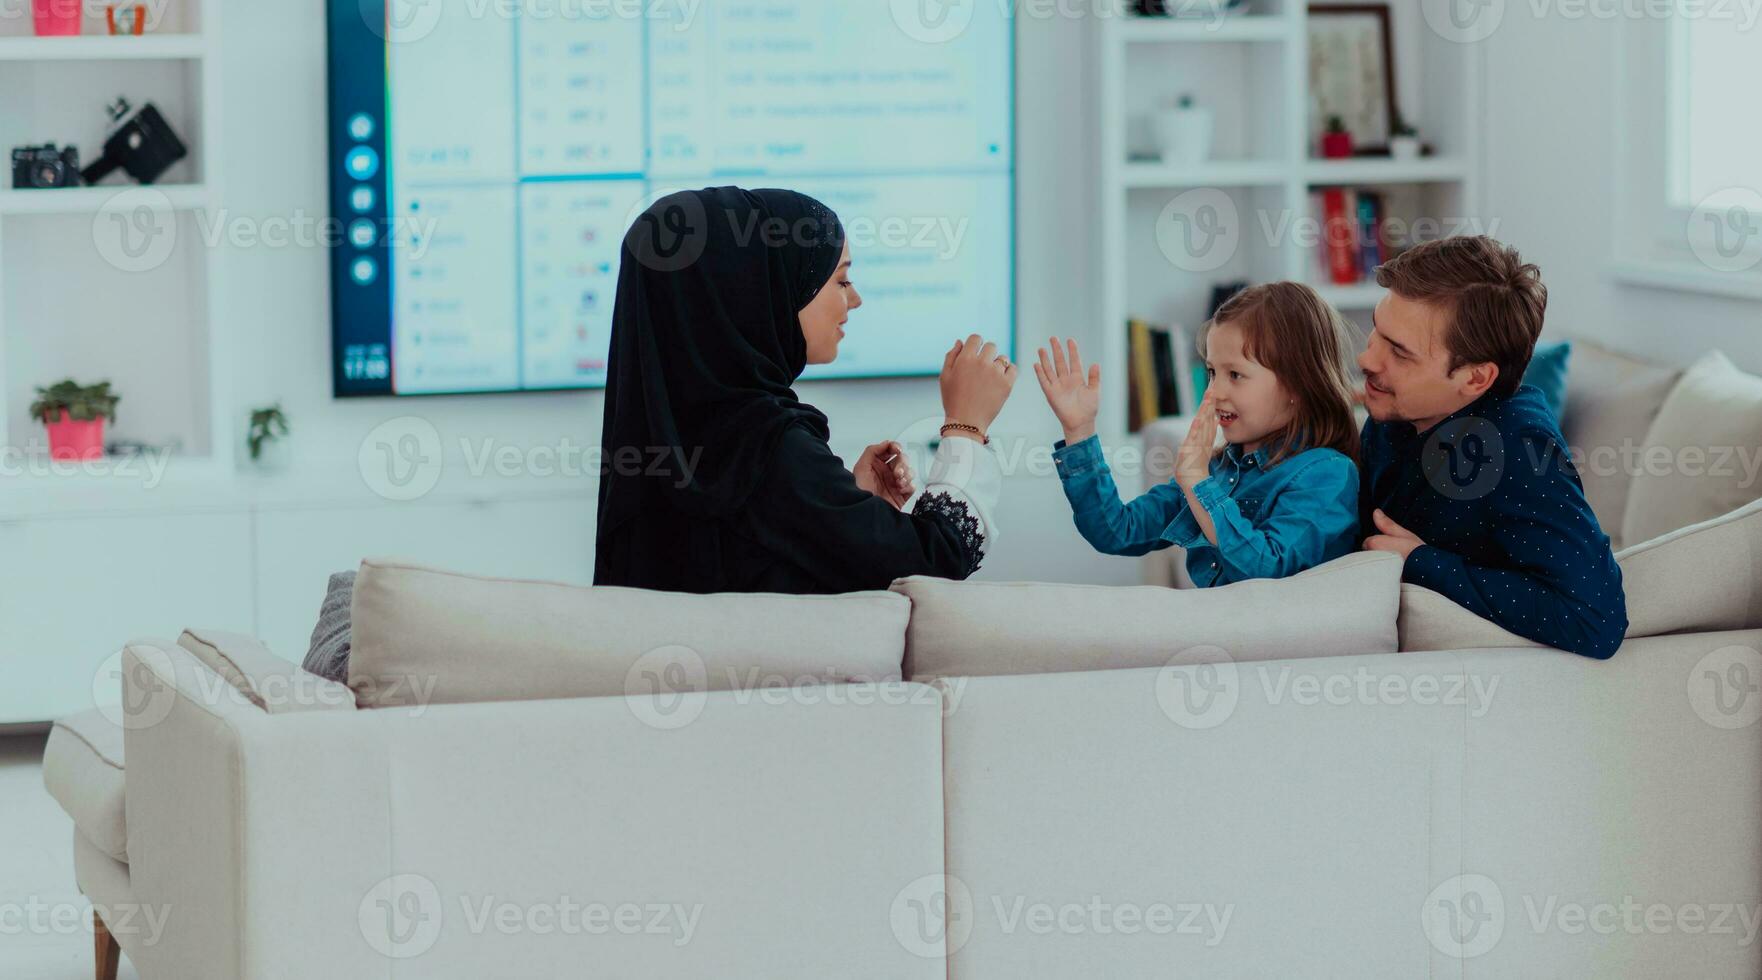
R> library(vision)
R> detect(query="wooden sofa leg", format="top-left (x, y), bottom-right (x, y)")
top-left (93, 907), bottom-right (120, 980)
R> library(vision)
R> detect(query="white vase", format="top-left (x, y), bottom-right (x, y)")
top-left (1391, 136), bottom-right (1422, 162)
top-left (1154, 107), bottom-right (1214, 167)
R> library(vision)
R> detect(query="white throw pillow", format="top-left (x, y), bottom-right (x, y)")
top-left (1618, 496), bottom-right (1762, 638)
top-left (1622, 350), bottom-right (1762, 547)
top-left (891, 551), bottom-right (1401, 679)
top-left (1557, 337), bottom-right (1683, 548)
top-left (348, 559), bottom-right (911, 709)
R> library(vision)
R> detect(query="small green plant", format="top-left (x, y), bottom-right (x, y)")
top-left (1392, 113), bottom-right (1419, 138)
top-left (29, 380), bottom-right (119, 424)
top-left (1326, 115), bottom-right (1348, 134)
top-left (247, 404), bottom-right (289, 462)
top-left (1176, 93), bottom-right (1196, 110)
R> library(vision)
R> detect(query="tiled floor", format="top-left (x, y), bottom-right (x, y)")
top-left (1, 734), bottom-right (140, 980)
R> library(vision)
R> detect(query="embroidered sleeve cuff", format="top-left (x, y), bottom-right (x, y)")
top-left (917, 435), bottom-right (1002, 564)
top-left (1052, 434), bottom-right (1105, 479)
top-left (914, 491), bottom-right (986, 578)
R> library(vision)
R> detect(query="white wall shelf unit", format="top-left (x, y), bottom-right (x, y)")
top-left (1094, 0), bottom-right (1483, 444)
top-left (0, 34), bottom-right (210, 61)
top-left (0, 0), bottom-right (226, 482)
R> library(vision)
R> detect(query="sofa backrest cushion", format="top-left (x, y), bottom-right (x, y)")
top-left (347, 559), bottom-right (911, 709)
top-left (1618, 496), bottom-right (1762, 639)
top-left (1621, 350), bottom-right (1762, 548)
top-left (1399, 496), bottom-right (1762, 653)
top-left (1397, 585), bottom-right (1551, 653)
top-left (1558, 338), bottom-right (1682, 549)
top-left (892, 551), bottom-right (1400, 680)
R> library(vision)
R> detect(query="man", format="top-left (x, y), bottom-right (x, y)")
top-left (1358, 236), bottom-right (1627, 659)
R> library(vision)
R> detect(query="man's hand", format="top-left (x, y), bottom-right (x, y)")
top-left (1175, 389), bottom-right (1220, 492)
top-left (1033, 336), bottom-right (1101, 445)
top-left (1364, 509), bottom-right (1426, 560)
top-left (854, 440), bottom-right (915, 510)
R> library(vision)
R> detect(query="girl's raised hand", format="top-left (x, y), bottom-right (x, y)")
top-left (1033, 336), bottom-right (1102, 444)
top-left (1176, 389), bottom-right (1220, 491)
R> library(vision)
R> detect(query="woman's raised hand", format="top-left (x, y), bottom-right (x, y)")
top-left (1033, 336), bottom-right (1101, 445)
top-left (939, 334), bottom-right (1018, 439)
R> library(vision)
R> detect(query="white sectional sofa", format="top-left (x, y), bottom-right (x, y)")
top-left (41, 484), bottom-right (1762, 978)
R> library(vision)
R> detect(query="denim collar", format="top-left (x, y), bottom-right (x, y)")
top-left (1223, 430), bottom-right (1300, 469)
top-left (1222, 442), bottom-right (1264, 469)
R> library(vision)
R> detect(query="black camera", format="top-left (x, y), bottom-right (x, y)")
top-left (81, 98), bottom-right (188, 187)
top-left (11, 144), bottom-right (83, 189)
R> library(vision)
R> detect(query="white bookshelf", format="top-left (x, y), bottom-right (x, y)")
top-left (1094, 1), bottom-right (1484, 443)
top-left (0, 34), bottom-right (211, 61)
top-left (0, 0), bottom-right (228, 483)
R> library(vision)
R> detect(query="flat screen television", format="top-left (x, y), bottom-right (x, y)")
top-left (327, 0), bottom-right (1016, 397)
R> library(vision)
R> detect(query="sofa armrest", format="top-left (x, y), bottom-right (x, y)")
top-left (121, 662), bottom-right (948, 980)
top-left (120, 640), bottom-right (260, 980)
top-left (178, 628), bottom-right (356, 713)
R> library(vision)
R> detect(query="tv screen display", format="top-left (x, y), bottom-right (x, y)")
top-left (327, 0), bottom-right (1015, 397)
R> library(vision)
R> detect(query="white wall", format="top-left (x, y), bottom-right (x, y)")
top-left (214, 3), bottom-right (1140, 588)
top-left (1478, 6), bottom-right (1762, 372)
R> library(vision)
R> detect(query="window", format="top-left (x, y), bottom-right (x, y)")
top-left (1613, 3), bottom-right (1762, 297)
top-left (1666, 13), bottom-right (1762, 213)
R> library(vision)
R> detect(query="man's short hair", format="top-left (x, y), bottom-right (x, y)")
top-left (1374, 236), bottom-right (1547, 397)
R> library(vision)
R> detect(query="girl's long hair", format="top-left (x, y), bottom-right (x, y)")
top-left (1197, 282), bottom-right (1361, 467)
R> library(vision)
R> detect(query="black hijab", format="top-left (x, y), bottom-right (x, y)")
top-left (596, 186), bottom-right (846, 544)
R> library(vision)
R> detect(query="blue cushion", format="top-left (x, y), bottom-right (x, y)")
top-left (1523, 341), bottom-right (1572, 422)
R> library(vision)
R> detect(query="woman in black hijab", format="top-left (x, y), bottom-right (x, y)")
top-left (595, 186), bottom-right (1016, 594)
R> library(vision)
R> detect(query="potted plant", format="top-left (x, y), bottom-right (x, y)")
top-left (1154, 93), bottom-right (1214, 167)
top-left (30, 380), bottom-right (119, 461)
top-left (1321, 115), bottom-right (1355, 159)
top-left (1391, 114), bottom-right (1422, 162)
top-left (246, 404), bottom-right (290, 470)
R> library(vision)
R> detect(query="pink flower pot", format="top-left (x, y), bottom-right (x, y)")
top-left (45, 412), bottom-right (105, 461)
top-left (1321, 130), bottom-right (1355, 159)
top-left (32, 0), bottom-right (83, 36)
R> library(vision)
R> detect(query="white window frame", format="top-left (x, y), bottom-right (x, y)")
top-left (1610, 3), bottom-right (1762, 300)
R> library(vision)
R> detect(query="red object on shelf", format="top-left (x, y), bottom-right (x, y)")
top-left (32, 0), bottom-right (82, 35)
top-left (1321, 129), bottom-right (1355, 159)
top-left (1322, 189), bottom-right (1360, 286)
top-left (107, 4), bottom-right (147, 35)
top-left (44, 412), bottom-right (106, 461)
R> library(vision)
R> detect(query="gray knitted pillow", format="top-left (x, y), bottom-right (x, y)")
top-left (302, 571), bottom-right (355, 684)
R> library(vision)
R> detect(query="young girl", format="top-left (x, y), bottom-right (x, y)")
top-left (1034, 282), bottom-right (1361, 587)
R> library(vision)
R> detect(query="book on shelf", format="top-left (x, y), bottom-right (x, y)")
top-left (1356, 191), bottom-right (1382, 280)
top-left (1126, 318), bottom-right (1203, 432)
top-left (1309, 187), bottom-right (1424, 288)
top-left (1321, 188), bottom-right (1360, 285)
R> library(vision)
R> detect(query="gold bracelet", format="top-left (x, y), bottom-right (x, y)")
top-left (940, 422), bottom-right (988, 445)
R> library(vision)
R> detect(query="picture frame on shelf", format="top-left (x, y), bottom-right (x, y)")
top-left (1307, 4), bottom-right (1399, 156)
top-left (1130, 0), bottom-right (1249, 17)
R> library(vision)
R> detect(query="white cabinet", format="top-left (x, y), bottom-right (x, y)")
top-left (0, 509), bottom-right (253, 725)
top-left (0, 488), bottom-right (595, 724)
